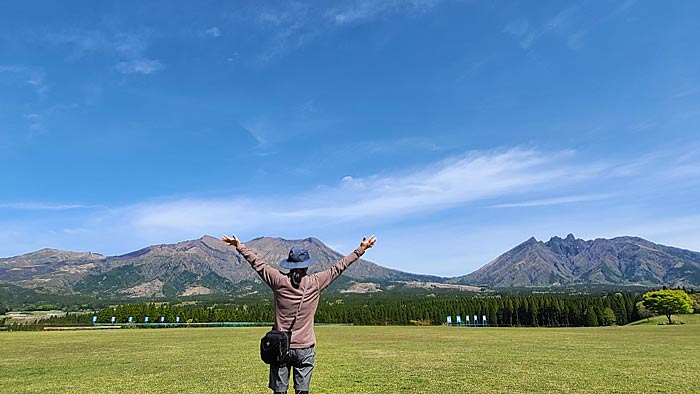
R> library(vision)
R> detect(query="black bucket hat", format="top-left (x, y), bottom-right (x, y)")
top-left (280, 246), bottom-right (318, 269)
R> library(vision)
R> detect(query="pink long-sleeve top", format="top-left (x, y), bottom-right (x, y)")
top-left (236, 243), bottom-right (365, 348)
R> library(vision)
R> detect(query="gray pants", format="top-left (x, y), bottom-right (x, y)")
top-left (269, 346), bottom-right (315, 392)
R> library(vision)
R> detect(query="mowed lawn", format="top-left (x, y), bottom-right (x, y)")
top-left (2, 323), bottom-right (699, 393)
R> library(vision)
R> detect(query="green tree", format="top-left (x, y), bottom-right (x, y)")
top-left (601, 307), bottom-right (617, 326)
top-left (635, 301), bottom-right (653, 320)
top-left (689, 293), bottom-right (700, 314)
top-left (642, 290), bottom-right (694, 324)
top-left (583, 307), bottom-right (598, 327)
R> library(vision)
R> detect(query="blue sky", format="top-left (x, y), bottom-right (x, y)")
top-left (1, 0), bottom-right (699, 276)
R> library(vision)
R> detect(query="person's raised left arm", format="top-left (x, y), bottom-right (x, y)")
top-left (315, 235), bottom-right (377, 291)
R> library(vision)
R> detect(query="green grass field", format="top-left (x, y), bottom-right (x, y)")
top-left (2, 322), bottom-right (699, 393)
top-left (626, 314), bottom-right (700, 326)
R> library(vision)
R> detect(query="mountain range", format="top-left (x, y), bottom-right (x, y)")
top-left (1, 234), bottom-right (699, 299)
top-left (0, 236), bottom-right (444, 298)
top-left (452, 234), bottom-right (700, 288)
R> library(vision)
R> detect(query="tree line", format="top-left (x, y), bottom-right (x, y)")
top-left (6, 289), bottom-right (697, 330)
top-left (84, 292), bottom-right (644, 327)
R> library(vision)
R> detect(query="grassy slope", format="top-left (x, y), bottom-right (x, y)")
top-left (1, 323), bottom-right (699, 393)
top-left (626, 314), bottom-right (700, 326)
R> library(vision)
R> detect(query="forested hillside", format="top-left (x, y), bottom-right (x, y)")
top-left (79, 292), bottom-right (644, 327)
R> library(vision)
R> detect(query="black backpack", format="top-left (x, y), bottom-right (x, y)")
top-left (260, 285), bottom-right (306, 366)
top-left (260, 329), bottom-right (292, 365)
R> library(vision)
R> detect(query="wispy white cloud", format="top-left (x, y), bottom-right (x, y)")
top-left (0, 202), bottom-right (101, 210)
top-left (284, 149), bottom-right (582, 220)
top-left (0, 65), bottom-right (25, 73)
top-left (2, 148), bottom-right (584, 255)
top-left (248, 0), bottom-right (445, 62)
top-left (546, 6), bottom-right (578, 31)
top-left (503, 19), bottom-right (537, 49)
top-left (46, 29), bottom-right (164, 74)
top-left (22, 113), bottom-right (43, 135)
top-left (354, 136), bottom-right (444, 155)
top-left (665, 153), bottom-right (700, 179)
top-left (115, 148), bottom-right (590, 236)
top-left (47, 30), bottom-right (150, 58)
top-left (326, 0), bottom-right (441, 26)
top-left (622, 215), bottom-right (700, 251)
top-left (26, 71), bottom-right (49, 98)
top-left (671, 87), bottom-right (700, 99)
top-left (238, 120), bottom-right (275, 156)
top-left (0, 65), bottom-right (49, 98)
top-left (238, 121), bottom-right (268, 146)
top-left (113, 32), bottom-right (150, 56)
top-left (254, 3), bottom-right (318, 62)
top-left (75, 145), bottom-right (700, 236)
top-left (16, 104), bottom-right (78, 137)
top-left (618, 0), bottom-right (638, 12)
top-left (608, 143), bottom-right (700, 182)
top-left (237, 99), bottom-right (335, 154)
top-left (504, 6), bottom-right (584, 50)
top-left (3, 145), bottom-right (700, 265)
top-left (46, 30), bottom-right (109, 59)
top-left (488, 193), bottom-right (613, 209)
top-left (204, 27), bottom-right (221, 38)
top-left (115, 58), bottom-right (164, 74)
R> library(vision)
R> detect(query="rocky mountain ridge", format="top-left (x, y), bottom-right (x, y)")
top-left (2, 234), bottom-right (700, 297)
top-left (450, 234), bottom-right (700, 288)
top-left (1, 236), bottom-right (441, 297)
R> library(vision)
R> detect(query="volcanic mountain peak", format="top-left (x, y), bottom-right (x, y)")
top-left (451, 234), bottom-right (700, 288)
top-left (0, 235), bottom-right (441, 297)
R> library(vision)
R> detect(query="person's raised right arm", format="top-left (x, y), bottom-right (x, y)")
top-left (221, 234), bottom-right (282, 288)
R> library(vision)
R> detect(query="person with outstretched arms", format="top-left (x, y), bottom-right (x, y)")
top-left (221, 233), bottom-right (377, 394)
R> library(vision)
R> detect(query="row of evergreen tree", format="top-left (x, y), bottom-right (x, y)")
top-left (84, 293), bottom-right (642, 327)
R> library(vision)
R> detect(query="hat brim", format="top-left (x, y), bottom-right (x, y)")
top-left (280, 258), bottom-right (318, 269)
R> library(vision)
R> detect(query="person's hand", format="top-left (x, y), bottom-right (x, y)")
top-left (221, 234), bottom-right (241, 247)
top-left (360, 235), bottom-right (377, 251)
